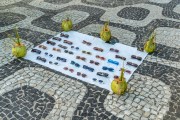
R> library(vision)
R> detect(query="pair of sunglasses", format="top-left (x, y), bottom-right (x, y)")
top-left (90, 60), bottom-right (99, 65)
top-left (64, 50), bottom-right (73, 54)
top-left (115, 55), bottom-right (126, 60)
top-left (39, 45), bottom-right (47, 50)
top-left (76, 56), bottom-right (86, 61)
top-left (31, 49), bottom-right (41, 54)
top-left (119, 68), bottom-right (131, 74)
top-left (49, 61), bottom-right (59, 65)
top-left (96, 55), bottom-right (105, 60)
top-left (53, 48), bottom-right (61, 52)
top-left (131, 55), bottom-right (142, 61)
top-left (63, 40), bottom-right (73, 45)
top-left (102, 66), bottom-right (114, 72)
top-left (93, 47), bottom-right (103, 52)
top-left (77, 72), bottom-right (87, 78)
top-left (82, 40), bottom-right (91, 46)
top-left (92, 78), bottom-right (104, 84)
top-left (71, 46), bottom-right (79, 50)
top-left (37, 56), bottom-right (46, 62)
top-left (52, 37), bottom-right (61, 41)
top-left (60, 33), bottom-right (69, 38)
top-left (58, 44), bottom-right (67, 49)
top-left (110, 48), bottom-right (119, 53)
top-left (127, 62), bottom-right (138, 67)
top-left (57, 57), bottom-right (67, 62)
top-left (63, 67), bottom-right (74, 73)
top-left (45, 52), bottom-right (53, 57)
top-left (47, 40), bottom-right (56, 46)
top-left (71, 61), bottom-right (80, 67)
top-left (83, 65), bottom-right (94, 72)
top-left (82, 51), bottom-right (91, 55)
top-left (108, 59), bottom-right (119, 66)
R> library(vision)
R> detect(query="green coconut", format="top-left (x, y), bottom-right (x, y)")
top-left (111, 68), bottom-right (127, 95)
top-left (8, 28), bottom-right (27, 58)
top-left (144, 32), bottom-right (156, 53)
top-left (61, 17), bottom-right (73, 32)
top-left (100, 21), bottom-right (111, 42)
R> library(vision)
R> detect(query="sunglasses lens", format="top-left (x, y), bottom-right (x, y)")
top-left (90, 60), bottom-right (94, 63)
top-left (69, 52), bottom-right (73, 54)
top-left (49, 61), bottom-right (52, 64)
top-left (77, 72), bottom-right (81, 76)
top-left (45, 52), bottom-right (48, 55)
top-left (82, 51), bottom-right (86, 53)
top-left (99, 80), bottom-right (103, 83)
top-left (95, 62), bottom-right (99, 65)
top-left (49, 54), bottom-right (53, 57)
top-left (71, 61), bottom-right (75, 65)
top-left (76, 47), bottom-right (79, 50)
top-left (87, 52), bottom-right (91, 54)
top-left (64, 67), bottom-right (68, 70)
top-left (102, 66), bottom-right (107, 70)
top-left (109, 68), bottom-right (114, 72)
top-left (64, 50), bottom-right (68, 53)
top-left (54, 62), bottom-right (58, 65)
top-left (82, 74), bottom-right (86, 78)
top-left (93, 78), bottom-right (97, 81)
top-left (71, 46), bottom-right (74, 48)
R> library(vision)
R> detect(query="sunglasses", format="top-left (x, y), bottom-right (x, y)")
top-left (44, 52), bottom-right (53, 57)
top-left (110, 48), bottom-right (119, 53)
top-left (57, 57), bottom-right (67, 62)
top-left (64, 50), bottom-right (73, 54)
top-left (77, 72), bottom-right (87, 78)
top-left (92, 78), bottom-right (104, 84)
top-left (131, 55), bottom-right (142, 61)
top-left (53, 48), bottom-right (61, 52)
top-left (60, 33), bottom-right (69, 38)
top-left (63, 67), bottom-right (74, 73)
top-left (58, 44), bottom-right (67, 49)
top-left (76, 56), bottom-right (86, 61)
top-left (108, 59), bottom-right (119, 65)
top-left (46, 40), bottom-right (56, 46)
top-left (82, 40), bottom-right (91, 46)
top-left (102, 66), bottom-right (114, 72)
top-left (83, 65), bottom-right (94, 72)
top-left (115, 55), bottom-right (126, 60)
top-left (71, 61), bottom-right (80, 67)
top-left (82, 51), bottom-right (91, 55)
top-left (71, 46), bottom-right (79, 50)
top-left (119, 68), bottom-right (131, 74)
top-left (49, 61), bottom-right (59, 65)
top-left (127, 62), bottom-right (138, 67)
top-left (37, 56), bottom-right (46, 62)
top-left (96, 55), bottom-right (105, 60)
top-left (38, 45), bottom-right (47, 50)
top-left (31, 49), bottom-right (41, 54)
top-left (90, 60), bottom-right (99, 65)
top-left (52, 37), bottom-right (61, 41)
top-left (63, 40), bottom-right (73, 45)
top-left (93, 47), bottom-right (103, 52)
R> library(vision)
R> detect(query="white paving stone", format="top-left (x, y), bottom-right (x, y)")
top-left (174, 4), bottom-right (180, 14)
top-left (52, 10), bottom-right (89, 24)
top-left (149, 0), bottom-right (171, 4)
top-left (0, 0), bottom-right (22, 6)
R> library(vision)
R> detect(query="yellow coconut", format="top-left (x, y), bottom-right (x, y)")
top-left (61, 17), bottom-right (73, 32)
top-left (12, 43), bottom-right (27, 58)
top-left (144, 32), bottom-right (156, 53)
top-left (100, 21), bottom-right (111, 42)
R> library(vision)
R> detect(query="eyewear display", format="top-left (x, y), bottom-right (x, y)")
top-left (82, 51), bottom-right (91, 55)
top-left (108, 59), bottom-right (119, 65)
top-left (63, 40), bottom-right (73, 45)
top-left (102, 66), bottom-right (114, 72)
top-left (53, 48), bottom-right (61, 52)
top-left (89, 60), bottom-right (99, 65)
top-left (71, 46), bottom-right (79, 50)
top-left (92, 78), bottom-right (104, 84)
top-left (76, 56), bottom-right (86, 61)
top-left (127, 62), bottom-right (138, 67)
top-left (57, 57), bottom-right (67, 62)
top-left (52, 37), bottom-right (61, 41)
top-left (83, 65), bottom-right (94, 72)
top-left (60, 33), bottom-right (69, 38)
top-left (58, 44), bottom-right (67, 49)
top-left (64, 50), bottom-right (73, 54)
top-left (93, 47), bottom-right (103, 52)
top-left (31, 49), bottom-right (41, 54)
top-left (38, 45), bottom-right (47, 50)
top-left (63, 67), bottom-right (74, 73)
top-left (96, 55), bottom-right (105, 60)
top-left (71, 61), bottom-right (80, 67)
top-left (46, 40), bottom-right (56, 46)
top-left (82, 40), bottom-right (91, 46)
top-left (37, 56), bottom-right (46, 62)
top-left (77, 72), bottom-right (87, 78)
top-left (115, 55), bottom-right (126, 60)
top-left (110, 48), bottom-right (119, 53)
top-left (131, 55), bottom-right (142, 61)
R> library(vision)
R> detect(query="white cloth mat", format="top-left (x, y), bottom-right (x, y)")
top-left (24, 31), bottom-right (147, 91)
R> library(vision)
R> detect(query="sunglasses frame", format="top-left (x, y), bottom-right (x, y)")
top-left (31, 49), bottom-right (41, 54)
top-left (127, 62), bottom-right (138, 67)
top-left (131, 55), bottom-right (142, 61)
top-left (47, 40), bottom-right (56, 46)
top-left (110, 48), bottom-right (119, 53)
top-left (102, 66), bottom-right (114, 72)
top-left (63, 40), bottom-right (73, 45)
top-left (93, 47), bottom-right (103, 52)
top-left (57, 57), bottom-right (67, 62)
top-left (115, 55), bottom-right (126, 60)
top-left (96, 55), bottom-right (105, 60)
top-left (37, 56), bottom-right (46, 62)
top-left (52, 37), bottom-right (61, 41)
top-left (90, 60), bottom-right (99, 65)
top-left (82, 40), bottom-right (92, 46)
